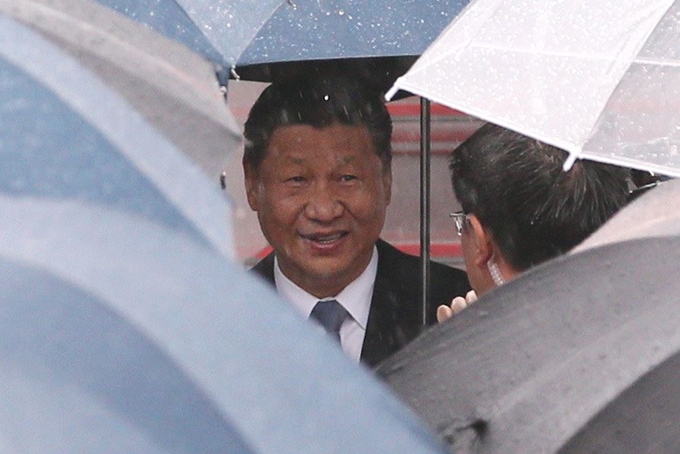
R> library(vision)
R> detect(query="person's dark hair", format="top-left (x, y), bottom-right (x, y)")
top-left (243, 76), bottom-right (392, 171)
top-left (450, 123), bottom-right (630, 271)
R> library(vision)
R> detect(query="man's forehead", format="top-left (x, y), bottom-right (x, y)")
top-left (273, 153), bottom-right (361, 165)
top-left (267, 124), bottom-right (374, 151)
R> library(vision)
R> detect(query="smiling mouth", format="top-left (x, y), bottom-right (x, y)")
top-left (301, 232), bottom-right (348, 244)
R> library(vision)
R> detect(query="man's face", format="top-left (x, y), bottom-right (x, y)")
top-left (245, 123), bottom-right (391, 298)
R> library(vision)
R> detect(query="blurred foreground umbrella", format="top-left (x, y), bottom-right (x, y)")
top-left (0, 202), bottom-right (448, 453)
top-left (2, 0), bottom-right (241, 184)
top-left (0, 10), bottom-right (234, 256)
top-left (387, 0), bottom-right (680, 177)
top-left (377, 234), bottom-right (680, 453)
top-left (0, 15), bottom-right (447, 454)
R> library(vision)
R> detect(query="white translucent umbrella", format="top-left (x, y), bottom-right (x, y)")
top-left (387, 0), bottom-right (680, 176)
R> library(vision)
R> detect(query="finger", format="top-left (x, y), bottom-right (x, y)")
top-left (437, 304), bottom-right (453, 323)
top-left (450, 296), bottom-right (468, 316)
top-left (466, 290), bottom-right (478, 304)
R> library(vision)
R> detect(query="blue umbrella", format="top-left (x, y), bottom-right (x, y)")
top-left (6, 0), bottom-right (242, 188)
top-left (92, 0), bottom-right (470, 86)
top-left (234, 0), bottom-right (471, 90)
top-left (0, 13), bottom-right (448, 453)
top-left (240, 0), bottom-right (469, 64)
top-left (92, 0), bottom-right (282, 82)
top-left (0, 8), bottom-right (235, 257)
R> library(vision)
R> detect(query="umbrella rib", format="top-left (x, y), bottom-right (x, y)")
top-left (634, 56), bottom-right (680, 67)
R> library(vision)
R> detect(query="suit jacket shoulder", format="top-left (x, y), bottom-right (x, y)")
top-left (361, 239), bottom-right (470, 367)
top-left (250, 252), bottom-right (275, 287)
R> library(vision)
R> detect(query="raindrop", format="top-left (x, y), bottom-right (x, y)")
top-left (323, 95), bottom-right (329, 101)
top-left (338, 9), bottom-right (344, 16)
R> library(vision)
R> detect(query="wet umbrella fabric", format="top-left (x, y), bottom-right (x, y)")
top-left (0, 16), bottom-right (448, 454)
top-left (376, 235), bottom-right (680, 453)
top-left (0, 253), bottom-right (253, 454)
top-left (387, 0), bottom-right (680, 177)
top-left (2, 0), bottom-right (242, 185)
top-left (92, 0), bottom-right (281, 81)
top-left (234, 0), bottom-right (471, 90)
top-left (0, 12), bottom-right (234, 257)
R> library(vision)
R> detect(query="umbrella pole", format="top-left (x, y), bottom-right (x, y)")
top-left (419, 97), bottom-right (431, 326)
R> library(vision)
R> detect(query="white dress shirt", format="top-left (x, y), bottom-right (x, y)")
top-left (273, 246), bottom-right (378, 362)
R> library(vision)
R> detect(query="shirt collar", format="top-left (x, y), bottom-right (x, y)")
top-left (273, 246), bottom-right (377, 329)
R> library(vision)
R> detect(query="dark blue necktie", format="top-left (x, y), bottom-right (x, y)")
top-left (309, 299), bottom-right (347, 343)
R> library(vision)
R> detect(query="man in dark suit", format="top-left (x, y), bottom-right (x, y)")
top-left (243, 76), bottom-right (470, 367)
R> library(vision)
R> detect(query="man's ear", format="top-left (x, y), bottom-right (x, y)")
top-left (467, 214), bottom-right (493, 267)
top-left (243, 161), bottom-right (259, 211)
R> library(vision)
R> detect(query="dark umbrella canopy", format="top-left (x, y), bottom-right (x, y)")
top-left (0, 11), bottom-right (234, 256)
top-left (376, 235), bottom-right (680, 453)
top-left (562, 348), bottom-right (680, 453)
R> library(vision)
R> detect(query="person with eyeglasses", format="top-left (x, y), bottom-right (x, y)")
top-left (437, 123), bottom-right (630, 322)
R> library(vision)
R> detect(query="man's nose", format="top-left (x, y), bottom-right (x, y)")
top-left (304, 183), bottom-right (343, 221)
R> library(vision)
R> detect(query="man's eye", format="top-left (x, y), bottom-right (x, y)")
top-left (286, 176), bottom-right (305, 183)
top-left (340, 175), bottom-right (358, 182)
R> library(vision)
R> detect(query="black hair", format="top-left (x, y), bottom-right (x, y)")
top-left (242, 76), bottom-right (392, 171)
top-left (450, 123), bottom-right (630, 271)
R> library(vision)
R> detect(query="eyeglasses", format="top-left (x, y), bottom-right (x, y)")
top-left (449, 210), bottom-right (469, 236)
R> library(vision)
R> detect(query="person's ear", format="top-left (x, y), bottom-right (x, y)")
top-left (243, 161), bottom-right (260, 211)
top-left (467, 214), bottom-right (493, 267)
